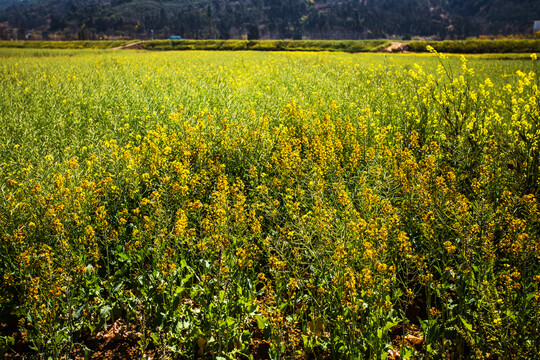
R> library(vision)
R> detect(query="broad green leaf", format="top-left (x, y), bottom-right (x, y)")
top-left (459, 315), bottom-right (473, 332)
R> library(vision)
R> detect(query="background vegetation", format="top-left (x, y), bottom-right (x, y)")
top-left (0, 40), bottom-right (131, 49)
top-left (142, 39), bottom-right (391, 52)
top-left (0, 0), bottom-right (539, 41)
top-left (409, 39), bottom-right (540, 54)
top-left (2, 39), bottom-right (540, 54)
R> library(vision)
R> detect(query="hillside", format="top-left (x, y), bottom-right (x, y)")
top-left (0, 0), bottom-right (539, 40)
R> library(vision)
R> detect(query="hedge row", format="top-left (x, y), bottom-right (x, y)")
top-left (409, 39), bottom-right (540, 53)
top-left (0, 40), bottom-right (132, 49)
top-left (2, 39), bottom-right (538, 54)
top-left (141, 39), bottom-right (392, 52)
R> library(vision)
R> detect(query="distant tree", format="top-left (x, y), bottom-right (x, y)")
top-left (159, 8), bottom-right (167, 29)
top-left (248, 24), bottom-right (259, 40)
top-left (293, 24), bottom-right (302, 40)
top-left (49, 15), bottom-right (66, 31)
top-left (218, 20), bottom-right (230, 39)
top-left (207, 4), bottom-right (212, 39)
top-left (1, 0), bottom-right (539, 41)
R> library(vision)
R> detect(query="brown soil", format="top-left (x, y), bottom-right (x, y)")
top-left (73, 319), bottom-right (152, 360)
top-left (387, 323), bottom-right (425, 360)
top-left (248, 327), bottom-right (270, 360)
top-left (380, 42), bottom-right (410, 53)
top-left (1, 318), bottom-right (155, 360)
top-left (112, 42), bottom-right (144, 50)
top-left (1, 315), bottom-right (33, 359)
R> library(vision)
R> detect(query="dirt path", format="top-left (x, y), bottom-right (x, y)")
top-left (113, 40), bottom-right (409, 52)
top-left (113, 41), bottom-right (410, 52)
top-left (380, 42), bottom-right (410, 53)
top-left (112, 41), bottom-right (143, 50)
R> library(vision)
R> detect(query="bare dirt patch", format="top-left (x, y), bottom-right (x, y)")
top-left (380, 42), bottom-right (410, 53)
top-left (113, 42), bottom-right (144, 50)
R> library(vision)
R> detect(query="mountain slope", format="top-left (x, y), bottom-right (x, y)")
top-left (0, 0), bottom-right (16, 12)
top-left (0, 0), bottom-right (539, 40)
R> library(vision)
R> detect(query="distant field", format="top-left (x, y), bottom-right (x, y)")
top-left (0, 39), bottom-right (391, 52)
top-left (1, 49), bottom-right (539, 359)
top-left (0, 40), bottom-right (132, 49)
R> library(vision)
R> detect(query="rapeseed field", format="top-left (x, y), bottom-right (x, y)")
top-left (0, 48), bottom-right (539, 359)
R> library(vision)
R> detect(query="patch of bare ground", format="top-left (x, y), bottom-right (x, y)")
top-left (380, 42), bottom-right (410, 53)
top-left (112, 42), bottom-right (144, 50)
top-left (387, 324), bottom-right (425, 360)
top-left (72, 319), bottom-right (153, 360)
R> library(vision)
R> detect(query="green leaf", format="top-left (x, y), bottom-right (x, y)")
top-left (6, 336), bottom-right (15, 346)
top-left (459, 315), bottom-right (473, 332)
top-left (383, 319), bottom-right (399, 332)
top-left (73, 305), bottom-right (84, 320)
top-left (100, 305), bottom-right (112, 320)
top-left (112, 281), bottom-right (124, 294)
top-left (175, 321), bottom-right (188, 333)
top-left (84, 347), bottom-right (92, 360)
top-left (54, 332), bottom-right (65, 345)
top-left (182, 273), bottom-right (193, 284)
top-left (302, 334), bottom-right (309, 347)
top-left (256, 316), bottom-right (267, 330)
top-left (506, 309), bottom-right (515, 319)
top-left (401, 346), bottom-right (415, 358)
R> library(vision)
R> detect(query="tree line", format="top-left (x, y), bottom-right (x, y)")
top-left (1, 0), bottom-right (539, 40)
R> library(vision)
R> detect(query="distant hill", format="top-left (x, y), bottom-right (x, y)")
top-left (0, 0), bottom-right (539, 40)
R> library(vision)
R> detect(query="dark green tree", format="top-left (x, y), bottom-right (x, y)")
top-left (248, 24), bottom-right (260, 40)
